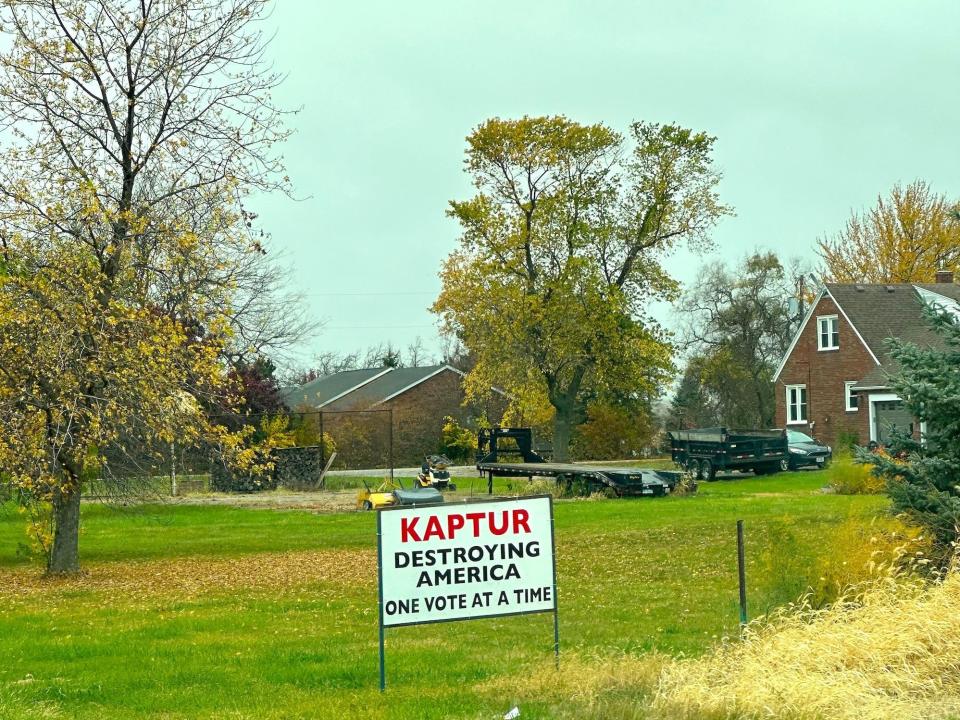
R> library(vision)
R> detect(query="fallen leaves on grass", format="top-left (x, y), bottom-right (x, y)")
top-left (0, 548), bottom-right (375, 602)
top-left (168, 490), bottom-right (359, 514)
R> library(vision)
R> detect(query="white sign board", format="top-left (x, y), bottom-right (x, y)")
top-left (377, 496), bottom-right (556, 627)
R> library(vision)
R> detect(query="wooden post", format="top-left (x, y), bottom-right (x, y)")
top-left (318, 451), bottom-right (337, 490)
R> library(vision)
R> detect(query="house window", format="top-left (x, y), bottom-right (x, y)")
top-left (845, 381), bottom-right (859, 412)
top-left (817, 315), bottom-right (839, 350)
top-left (786, 384), bottom-right (807, 424)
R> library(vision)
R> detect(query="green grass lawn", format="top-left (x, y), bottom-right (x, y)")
top-left (0, 469), bottom-right (888, 719)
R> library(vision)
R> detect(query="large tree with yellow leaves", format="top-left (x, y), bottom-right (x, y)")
top-left (0, 0), bottom-right (295, 573)
top-left (817, 181), bottom-right (960, 283)
top-left (433, 117), bottom-right (730, 460)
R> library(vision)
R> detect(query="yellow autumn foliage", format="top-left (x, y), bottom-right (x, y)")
top-left (829, 457), bottom-right (887, 495)
top-left (0, 0), bottom-right (293, 573)
top-left (817, 180), bottom-right (960, 283)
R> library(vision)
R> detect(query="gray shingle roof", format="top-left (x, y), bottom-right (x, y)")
top-left (851, 365), bottom-right (895, 391)
top-left (324, 364), bottom-right (460, 409)
top-left (281, 367), bottom-right (390, 409)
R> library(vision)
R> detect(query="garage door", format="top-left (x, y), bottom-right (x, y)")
top-left (873, 400), bottom-right (914, 445)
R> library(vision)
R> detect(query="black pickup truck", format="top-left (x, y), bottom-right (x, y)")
top-left (668, 428), bottom-right (789, 480)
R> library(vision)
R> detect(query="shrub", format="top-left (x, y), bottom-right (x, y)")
top-left (288, 409), bottom-right (336, 457)
top-left (833, 429), bottom-right (860, 457)
top-left (670, 474), bottom-right (698, 496)
top-left (571, 402), bottom-right (657, 460)
top-left (438, 415), bottom-right (477, 463)
top-left (829, 458), bottom-right (886, 495)
top-left (512, 478), bottom-right (561, 498)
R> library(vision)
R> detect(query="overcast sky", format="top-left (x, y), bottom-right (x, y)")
top-left (254, 0), bottom-right (960, 368)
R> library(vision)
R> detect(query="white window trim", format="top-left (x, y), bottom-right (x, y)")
top-left (773, 287), bottom-right (880, 383)
top-left (844, 381), bottom-right (859, 412)
top-left (817, 315), bottom-right (839, 351)
top-left (786, 384), bottom-right (808, 425)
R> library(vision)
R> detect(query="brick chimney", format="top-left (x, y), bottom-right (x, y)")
top-left (935, 268), bottom-right (955, 284)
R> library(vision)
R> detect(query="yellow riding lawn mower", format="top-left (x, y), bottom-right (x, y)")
top-left (356, 477), bottom-right (443, 511)
top-left (416, 454), bottom-right (457, 491)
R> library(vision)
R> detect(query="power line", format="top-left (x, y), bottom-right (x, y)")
top-left (322, 324), bottom-right (438, 330)
top-left (301, 290), bottom-right (437, 297)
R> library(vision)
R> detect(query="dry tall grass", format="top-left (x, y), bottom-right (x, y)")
top-left (483, 651), bottom-right (665, 719)
top-left (484, 561), bottom-right (957, 719)
top-left (753, 513), bottom-right (928, 610)
top-left (807, 515), bottom-right (927, 606)
top-left (653, 570), bottom-right (960, 720)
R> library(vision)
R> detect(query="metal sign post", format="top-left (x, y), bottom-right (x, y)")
top-left (377, 511), bottom-right (386, 691)
top-left (551, 497), bottom-right (559, 669)
top-left (376, 495), bottom-right (558, 691)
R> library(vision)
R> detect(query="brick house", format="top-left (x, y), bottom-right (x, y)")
top-left (773, 270), bottom-right (960, 448)
top-left (282, 364), bottom-right (506, 467)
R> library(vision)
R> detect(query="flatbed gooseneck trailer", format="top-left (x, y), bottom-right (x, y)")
top-left (475, 427), bottom-right (683, 497)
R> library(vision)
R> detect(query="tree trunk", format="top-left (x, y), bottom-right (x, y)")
top-left (552, 404), bottom-right (575, 462)
top-left (548, 368), bottom-right (586, 463)
top-left (48, 485), bottom-right (81, 575)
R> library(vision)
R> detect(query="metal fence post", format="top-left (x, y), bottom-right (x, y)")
top-left (389, 408), bottom-right (394, 483)
top-left (737, 519), bottom-right (748, 626)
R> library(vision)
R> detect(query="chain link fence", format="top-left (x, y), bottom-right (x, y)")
top-left (83, 408), bottom-right (399, 499)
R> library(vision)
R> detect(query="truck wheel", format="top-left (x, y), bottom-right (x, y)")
top-left (702, 459), bottom-right (717, 481)
top-left (362, 500), bottom-right (373, 511)
top-left (692, 460), bottom-right (704, 480)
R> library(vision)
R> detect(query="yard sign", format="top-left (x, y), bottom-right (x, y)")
top-left (376, 495), bottom-right (557, 690)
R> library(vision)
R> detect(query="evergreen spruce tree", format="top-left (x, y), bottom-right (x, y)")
top-left (860, 301), bottom-right (960, 564)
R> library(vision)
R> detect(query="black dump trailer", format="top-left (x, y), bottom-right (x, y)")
top-left (476, 427), bottom-right (684, 497)
top-left (668, 427), bottom-right (788, 480)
